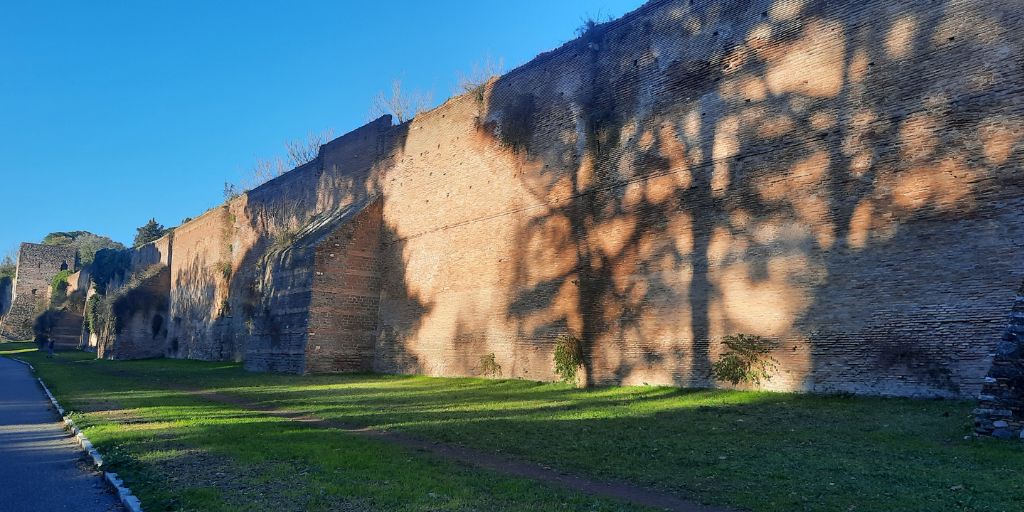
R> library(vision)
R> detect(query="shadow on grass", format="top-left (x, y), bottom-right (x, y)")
top-left (11, 346), bottom-right (1024, 511)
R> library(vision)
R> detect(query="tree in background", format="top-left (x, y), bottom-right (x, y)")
top-left (41, 231), bottom-right (125, 266)
top-left (133, 219), bottom-right (168, 247)
top-left (0, 250), bottom-right (16, 280)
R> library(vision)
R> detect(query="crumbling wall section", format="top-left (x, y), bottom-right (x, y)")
top-left (96, 265), bottom-right (171, 360)
top-left (167, 116), bottom-right (393, 366)
top-left (241, 243), bottom-right (315, 373)
top-left (0, 243), bottom-right (77, 340)
top-left (242, 197), bottom-right (382, 374)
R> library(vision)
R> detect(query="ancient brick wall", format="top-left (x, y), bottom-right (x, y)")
top-left (165, 206), bottom-right (235, 361)
top-left (109, 0), bottom-right (1023, 398)
top-left (65, 267), bottom-right (93, 296)
top-left (0, 243), bottom-right (77, 340)
top-left (242, 197), bottom-right (381, 373)
top-left (49, 309), bottom-right (85, 351)
top-left (133, 237), bottom-right (171, 269)
top-left (240, 244), bottom-right (314, 373)
top-left (308, 200), bottom-right (382, 373)
top-left (97, 265), bottom-right (171, 360)
top-left (372, 0), bottom-right (1024, 397)
top-left (975, 281), bottom-right (1024, 439)
top-left (167, 117), bottom-right (393, 370)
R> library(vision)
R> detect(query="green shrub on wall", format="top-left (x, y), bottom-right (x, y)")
top-left (553, 334), bottom-right (585, 385)
top-left (85, 294), bottom-right (102, 334)
top-left (49, 270), bottom-right (73, 307)
top-left (711, 334), bottom-right (780, 386)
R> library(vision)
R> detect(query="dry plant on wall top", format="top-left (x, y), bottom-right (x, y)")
top-left (370, 80), bottom-right (432, 124)
top-left (234, 128), bottom-right (334, 192)
top-left (285, 130), bottom-right (333, 167)
top-left (457, 56), bottom-right (504, 93)
top-left (575, 11), bottom-right (614, 38)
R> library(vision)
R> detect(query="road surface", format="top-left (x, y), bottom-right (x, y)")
top-left (0, 357), bottom-right (122, 511)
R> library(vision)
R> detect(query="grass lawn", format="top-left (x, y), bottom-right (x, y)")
top-left (3, 342), bottom-right (1023, 511)
top-left (0, 342), bottom-right (647, 512)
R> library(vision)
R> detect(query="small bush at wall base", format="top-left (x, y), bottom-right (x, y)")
top-left (479, 353), bottom-right (502, 377)
top-left (711, 334), bottom-right (780, 386)
top-left (553, 334), bottom-right (584, 384)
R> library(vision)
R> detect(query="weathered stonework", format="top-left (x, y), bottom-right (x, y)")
top-left (0, 243), bottom-right (77, 340)
top-left (975, 282), bottom-right (1024, 439)
top-left (32, 0), bottom-right (1022, 403)
top-left (96, 265), bottom-right (171, 360)
top-left (307, 200), bottom-right (382, 373)
top-left (371, 0), bottom-right (1024, 396)
top-left (242, 197), bottom-right (381, 374)
top-left (49, 309), bottom-right (85, 351)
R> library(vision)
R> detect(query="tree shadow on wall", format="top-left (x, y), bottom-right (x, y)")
top-left (374, 222), bottom-right (433, 375)
top-left (480, 0), bottom-right (1023, 392)
top-left (170, 254), bottom-right (219, 360)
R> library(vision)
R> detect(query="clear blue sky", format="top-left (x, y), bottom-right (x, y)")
top-left (0, 0), bottom-right (642, 255)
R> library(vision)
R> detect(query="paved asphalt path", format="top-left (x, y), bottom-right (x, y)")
top-left (0, 357), bottom-right (122, 511)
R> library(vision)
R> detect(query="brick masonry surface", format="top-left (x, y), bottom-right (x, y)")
top-left (975, 281), bottom-right (1024, 439)
top-left (372, 0), bottom-right (1024, 397)
top-left (32, 0), bottom-right (1024, 403)
top-left (0, 243), bottom-right (77, 340)
top-left (308, 200), bottom-right (383, 373)
top-left (97, 265), bottom-right (171, 360)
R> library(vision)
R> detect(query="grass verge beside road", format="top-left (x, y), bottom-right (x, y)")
top-left (1, 342), bottom-right (647, 512)
top-left (3, 342), bottom-right (1023, 511)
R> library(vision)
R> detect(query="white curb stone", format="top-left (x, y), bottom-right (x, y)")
top-left (7, 357), bottom-right (144, 512)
